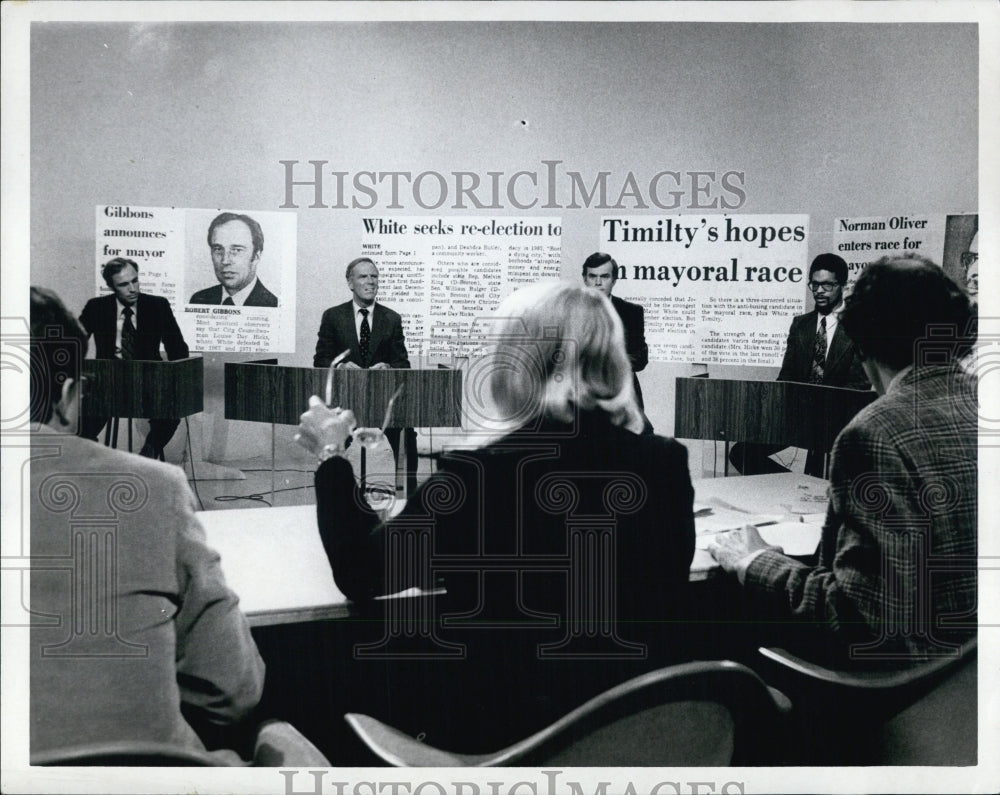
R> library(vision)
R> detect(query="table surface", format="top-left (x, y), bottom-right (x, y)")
top-left (199, 472), bottom-right (829, 627)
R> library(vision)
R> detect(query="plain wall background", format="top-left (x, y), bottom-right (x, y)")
top-left (29, 22), bottom-right (978, 459)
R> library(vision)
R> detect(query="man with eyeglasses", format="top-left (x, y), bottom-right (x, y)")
top-left (189, 212), bottom-right (279, 307)
top-left (728, 253), bottom-right (870, 476)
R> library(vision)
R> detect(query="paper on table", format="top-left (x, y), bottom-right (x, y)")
top-left (696, 508), bottom-right (783, 535)
top-left (694, 521), bottom-right (821, 557)
top-left (782, 482), bottom-right (830, 514)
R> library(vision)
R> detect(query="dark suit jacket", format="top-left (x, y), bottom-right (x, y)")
top-left (188, 279), bottom-right (278, 307)
top-left (79, 293), bottom-right (189, 361)
top-left (313, 301), bottom-right (410, 369)
top-left (314, 410), bottom-right (696, 748)
top-left (777, 310), bottom-right (870, 390)
top-left (610, 295), bottom-right (649, 408)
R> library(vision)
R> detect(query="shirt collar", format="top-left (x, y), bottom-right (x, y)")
top-left (818, 301), bottom-right (843, 327)
top-left (117, 298), bottom-right (136, 317)
top-left (353, 299), bottom-right (375, 315)
top-left (886, 364), bottom-right (914, 394)
top-left (225, 277), bottom-right (259, 306)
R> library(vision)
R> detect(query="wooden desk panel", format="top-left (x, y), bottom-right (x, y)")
top-left (675, 377), bottom-right (875, 451)
top-left (82, 356), bottom-right (203, 418)
top-left (224, 363), bottom-right (462, 427)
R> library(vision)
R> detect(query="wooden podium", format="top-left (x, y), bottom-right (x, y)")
top-left (674, 377), bottom-right (876, 474)
top-left (224, 363), bottom-right (462, 428)
top-left (224, 362), bottom-right (463, 496)
top-left (81, 356), bottom-right (204, 454)
top-left (82, 356), bottom-right (203, 419)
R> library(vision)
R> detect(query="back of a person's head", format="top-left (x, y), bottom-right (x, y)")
top-left (30, 286), bottom-right (87, 425)
top-left (488, 281), bottom-right (642, 431)
top-left (840, 254), bottom-right (974, 370)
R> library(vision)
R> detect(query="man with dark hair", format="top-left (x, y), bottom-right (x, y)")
top-left (962, 231), bottom-right (978, 308)
top-left (709, 256), bottom-right (977, 664)
top-left (729, 252), bottom-right (870, 476)
top-left (79, 258), bottom-right (190, 459)
top-left (582, 252), bottom-right (650, 410)
top-left (29, 286), bottom-right (266, 760)
top-left (189, 212), bottom-right (278, 307)
top-left (314, 257), bottom-right (417, 493)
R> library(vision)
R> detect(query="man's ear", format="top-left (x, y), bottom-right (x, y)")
top-left (52, 377), bottom-right (81, 429)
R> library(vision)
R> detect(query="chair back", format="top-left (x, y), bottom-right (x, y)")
top-left (757, 638), bottom-right (977, 764)
top-left (31, 741), bottom-right (226, 766)
top-left (346, 659), bottom-right (791, 767)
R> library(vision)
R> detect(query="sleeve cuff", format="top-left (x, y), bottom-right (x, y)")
top-left (736, 548), bottom-right (771, 585)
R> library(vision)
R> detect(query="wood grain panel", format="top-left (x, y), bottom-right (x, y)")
top-left (82, 356), bottom-right (203, 419)
top-left (674, 377), bottom-right (875, 452)
top-left (225, 362), bottom-right (463, 427)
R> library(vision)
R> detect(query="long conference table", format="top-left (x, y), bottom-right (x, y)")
top-left (198, 472), bottom-right (829, 761)
top-left (200, 472), bottom-right (829, 628)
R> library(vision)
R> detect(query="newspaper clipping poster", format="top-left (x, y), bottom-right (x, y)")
top-left (95, 205), bottom-right (297, 353)
top-left (601, 214), bottom-right (809, 366)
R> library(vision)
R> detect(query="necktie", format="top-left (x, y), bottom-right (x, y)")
top-left (222, 296), bottom-right (235, 306)
top-left (811, 316), bottom-right (827, 384)
top-left (121, 307), bottom-right (135, 360)
top-left (359, 308), bottom-right (371, 363)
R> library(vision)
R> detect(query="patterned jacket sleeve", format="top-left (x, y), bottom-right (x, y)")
top-left (742, 418), bottom-right (892, 647)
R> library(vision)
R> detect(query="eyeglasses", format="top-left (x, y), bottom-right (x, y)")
top-left (960, 251), bottom-right (978, 269)
top-left (808, 281), bottom-right (840, 293)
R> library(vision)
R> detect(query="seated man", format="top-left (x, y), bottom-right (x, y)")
top-left (79, 258), bottom-right (190, 459)
top-left (314, 257), bottom-right (418, 494)
top-left (729, 253), bottom-right (870, 477)
top-left (709, 256), bottom-right (977, 666)
top-left (30, 287), bottom-right (265, 760)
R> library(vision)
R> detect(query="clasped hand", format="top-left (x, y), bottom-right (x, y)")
top-left (295, 396), bottom-right (357, 460)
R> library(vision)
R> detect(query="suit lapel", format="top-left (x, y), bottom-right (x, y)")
top-left (795, 312), bottom-right (817, 375)
top-left (366, 304), bottom-right (386, 362)
top-left (104, 294), bottom-right (119, 333)
top-left (826, 323), bottom-right (851, 377)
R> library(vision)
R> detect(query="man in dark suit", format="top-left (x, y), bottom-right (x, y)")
top-left (729, 253), bottom-right (870, 476)
top-left (582, 252), bottom-right (650, 410)
top-left (79, 258), bottom-right (190, 459)
top-left (314, 257), bottom-right (417, 493)
top-left (189, 212), bottom-right (278, 307)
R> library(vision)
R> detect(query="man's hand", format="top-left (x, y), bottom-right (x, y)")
top-left (707, 524), bottom-right (784, 580)
top-left (339, 361), bottom-right (362, 370)
top-left (369, 362), bottom-right (391, 370)
top-left (295, 396), bottom-right (357, 462)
